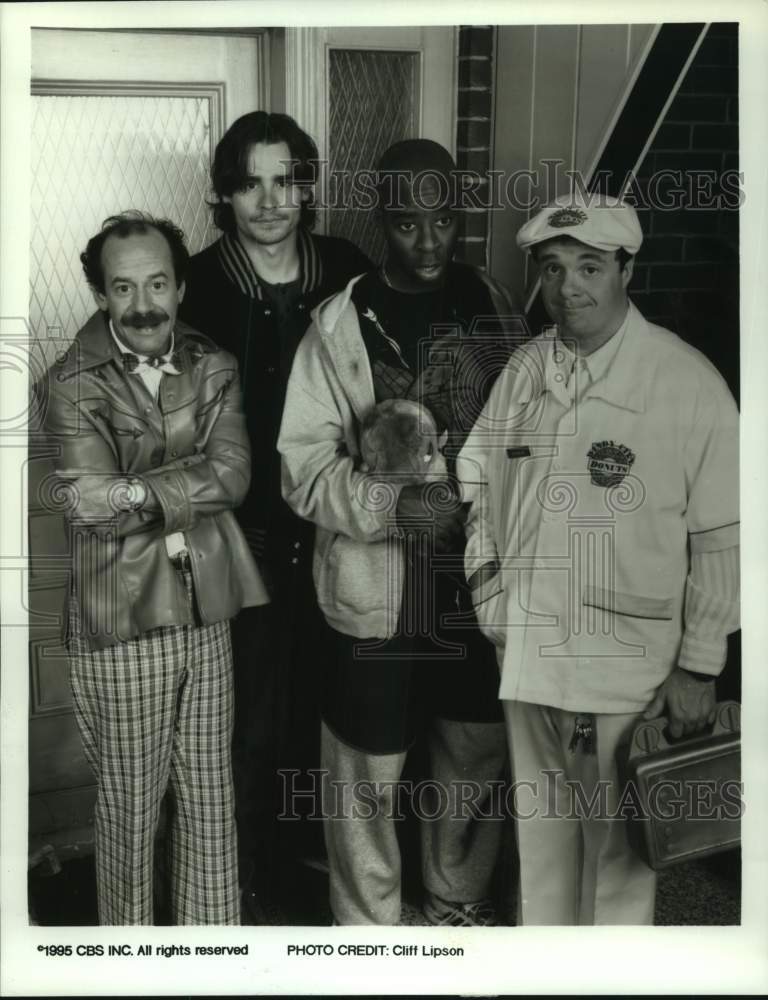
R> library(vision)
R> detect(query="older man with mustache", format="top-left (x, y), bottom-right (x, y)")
top-left (44, 211), bottom-right (269, 924)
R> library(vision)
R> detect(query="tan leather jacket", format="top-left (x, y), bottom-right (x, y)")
top-left (44, 311), bottom-right (269, 650)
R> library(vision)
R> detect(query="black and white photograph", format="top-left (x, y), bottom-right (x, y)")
top-left (1, 0), bottom-right (767, 995)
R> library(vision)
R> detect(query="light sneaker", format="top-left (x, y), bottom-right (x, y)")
top-left (423, 892), bottom-right (498, 926)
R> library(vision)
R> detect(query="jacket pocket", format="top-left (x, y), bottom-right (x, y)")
top-left (582, 585), bottom-right (674, 620)
top-left (87, 404), bottom-right (148, 439)
top-left (582, 585), bottom-right (678, 668)
top-left (315, 530), bottom-right (394, 623)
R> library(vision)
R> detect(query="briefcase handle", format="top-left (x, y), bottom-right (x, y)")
top-left (628, 700), bottom-right (740, 760)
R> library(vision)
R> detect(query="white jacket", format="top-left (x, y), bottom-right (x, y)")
top-left (457, 302), bottom-right (739, 713)
top-left (278, 278), bottom-right (405, 638)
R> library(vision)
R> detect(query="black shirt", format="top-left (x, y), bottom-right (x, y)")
top-left (352, 263), bottom-right (525, 451)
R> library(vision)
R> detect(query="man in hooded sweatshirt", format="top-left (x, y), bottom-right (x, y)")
top-left (278, 139), bottom-right (528, 925)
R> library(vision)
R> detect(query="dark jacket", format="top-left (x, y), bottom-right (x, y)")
top-left (44, 311), bottom-right (269, 650)
top-left (178, 229), bottom-right (371, 568)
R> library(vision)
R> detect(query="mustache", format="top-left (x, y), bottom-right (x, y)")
top-left (121, 310), bottom-right (170, 328)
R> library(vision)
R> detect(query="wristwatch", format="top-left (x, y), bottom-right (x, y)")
top-left (115, 476), bottom-right (148, 513)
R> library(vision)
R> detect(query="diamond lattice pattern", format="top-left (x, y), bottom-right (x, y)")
top-left (31, 94), bottom-right (215, 355)
top-left (328, 49), bottom-right (418, 265)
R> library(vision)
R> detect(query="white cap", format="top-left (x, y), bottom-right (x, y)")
top-left (516, 194), bottom-right (643, 255)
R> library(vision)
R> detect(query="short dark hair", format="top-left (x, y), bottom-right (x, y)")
top-left (81, 211), bottom-right (189, 294)
top-left (616, 247), bottom-right (632, 270)
top-left (531, 238), bottom-right (633, 272)
top-left (210, 111), bottom-right (319, 232)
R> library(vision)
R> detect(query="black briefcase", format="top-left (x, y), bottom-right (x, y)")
top-left (622, 701), bottom-right (741, 871)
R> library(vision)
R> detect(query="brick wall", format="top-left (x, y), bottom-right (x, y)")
top-left (632, 23), bottom-right (739, 398)
top-left (455, 25), bottom-right (494, 268)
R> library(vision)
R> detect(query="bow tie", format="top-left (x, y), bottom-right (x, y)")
top-left (123, 352), bottom-right (181, 375)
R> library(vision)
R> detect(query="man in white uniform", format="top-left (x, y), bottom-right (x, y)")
top-left (458, 196), bottom-right (739, 924)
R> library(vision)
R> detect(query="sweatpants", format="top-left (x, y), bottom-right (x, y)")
top-left (68, 570), bottom-right (239, 926)
top-left (504, 700), bottom-right (657, 925)
top-left (321, 718), bottom-right (507, 925)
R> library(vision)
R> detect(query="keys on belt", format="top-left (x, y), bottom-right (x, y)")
top-left (169, 549), bottom-right (192, 572)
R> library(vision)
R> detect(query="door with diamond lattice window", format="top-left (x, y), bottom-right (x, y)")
top-left (28, 27), bottom-right (267, 857)
top-left (327, 48), bottom-right (420, 264)
top-left (285, 26), bottom-right (457, 263)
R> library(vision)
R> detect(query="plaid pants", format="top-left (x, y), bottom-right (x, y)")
top-left (68, 570), bottom-right (239, 925)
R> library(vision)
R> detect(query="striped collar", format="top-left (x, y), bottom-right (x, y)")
top-left (217, 228), bottom-right (323, 300)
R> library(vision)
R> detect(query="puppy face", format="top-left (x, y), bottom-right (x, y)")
top-left (360, 399), bottom-right (448, 482)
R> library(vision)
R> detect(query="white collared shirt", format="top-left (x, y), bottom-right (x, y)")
top-left (548, 309), bottom-right (630, 406)
top-left (109, 320), bottom-right (176, 400)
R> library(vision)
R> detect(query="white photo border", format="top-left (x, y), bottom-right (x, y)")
top-left (2, 0), bottom-right (767, 995)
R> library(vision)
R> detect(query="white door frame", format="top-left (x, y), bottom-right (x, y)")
top-left (284, 25), bottom-right (457, 233)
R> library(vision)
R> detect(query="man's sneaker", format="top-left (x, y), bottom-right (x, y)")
top-left (423, 892), bottom-right (498, 927)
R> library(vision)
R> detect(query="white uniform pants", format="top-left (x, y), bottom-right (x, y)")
top-left (504, 700), bottom-right (656, 925)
